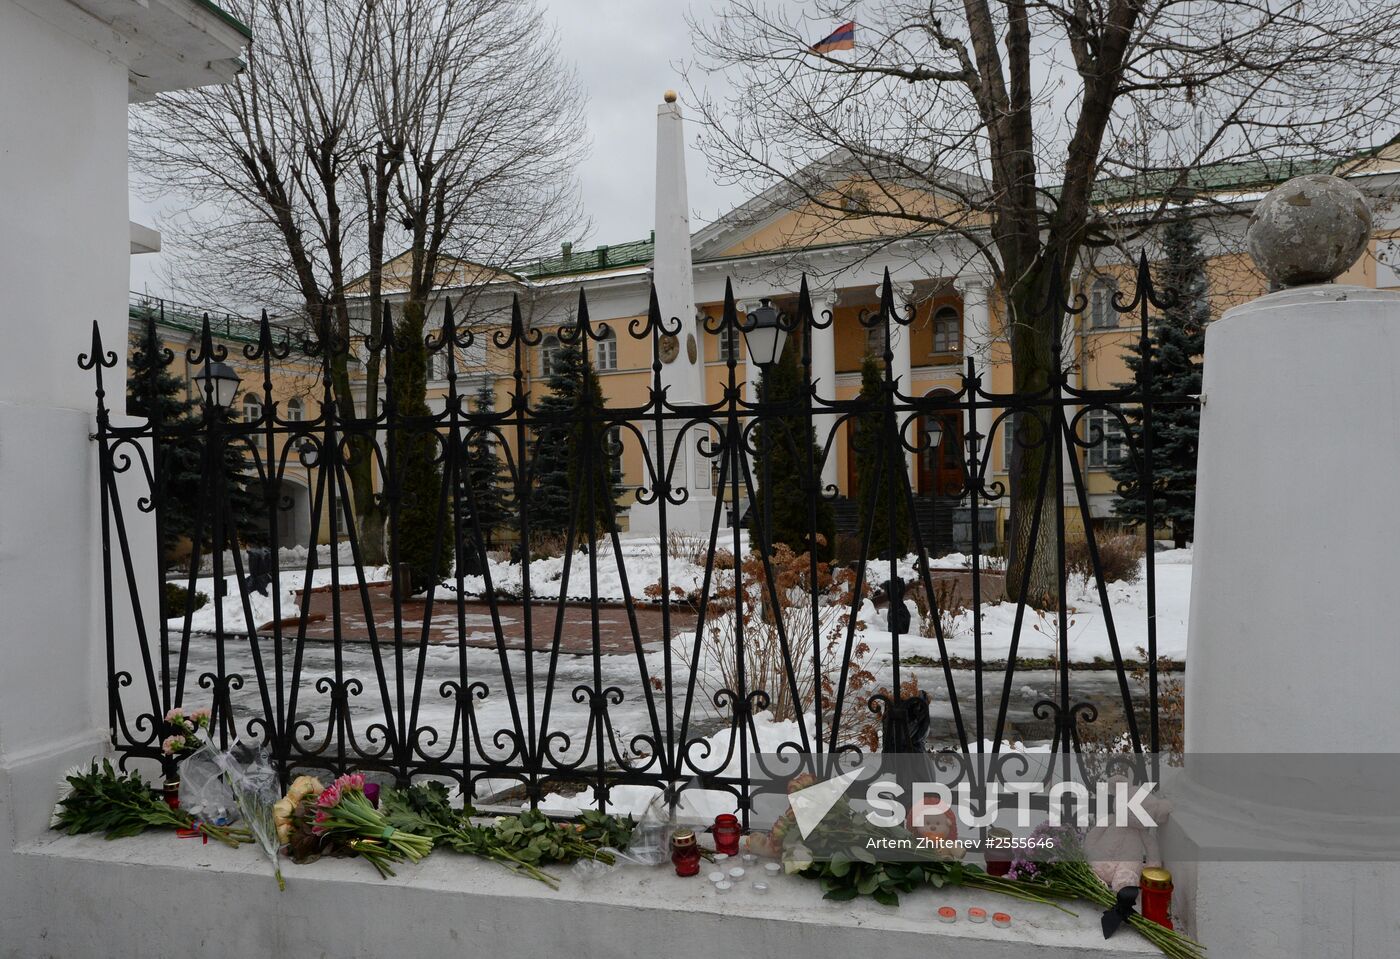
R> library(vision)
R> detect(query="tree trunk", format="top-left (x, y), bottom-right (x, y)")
top-left (1002, 266), bottom-right (1063, 608)
top-left (328, 349), bottom-right (387, 566)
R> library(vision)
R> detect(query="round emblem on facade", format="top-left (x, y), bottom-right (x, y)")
top-left (685, 333), bottom-right (697, 364)
top-left (658, 333), bottom-right (680, 364)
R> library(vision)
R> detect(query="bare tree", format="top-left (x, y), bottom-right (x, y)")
top-left (131, 0), bottom-right (586, 562)
top-left (687, 0), bottom-right (1400, 603)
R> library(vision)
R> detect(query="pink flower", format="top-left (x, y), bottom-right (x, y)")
top-left (161, 734), bottom-right (186, 756)
top-left (164, 707), bottom-right (184, 723)
top-left (317, 784), bottom-right (342, 808)
top-left (191, 707), bottom-right (211, 724)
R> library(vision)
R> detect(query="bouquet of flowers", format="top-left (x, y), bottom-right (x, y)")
top-left (773, 788), bottom-right (1066, 910)
top-left (305, 773), bottom-right (433, 878)
top-left (211, 743), bottom-right (286, 890)
top-left (161, 706), bottom-right (211, 757)
top-left (1005, 823), bottom-right (1205, 959)
top-left (52, 759), bottom-right (250, 848)
top-left (380, 783), bottom-right (637, 889)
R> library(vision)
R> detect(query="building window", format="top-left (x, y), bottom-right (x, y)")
top-left (540, 334), bottom-right (564, 378)
top-left (932, 305), bottom-right (961, 354)
top-left (717, 325), bottom-right (739, 363)
top-left (596, 327), bottom-right (618, 371)
top-left (865, 323), bottom-right (884, 356)
top-left (286, 397), bottom-right (304, 422)
top-left (462, 335), bottom-right (487, 371)
top-left (606, 426), bottom-right (624, 484)
top-left (241, 394), bottom-right (262, 423)
top-left (1089, 279), bottom-right (1118, 329)
top-left (1084, 409), bottom-right (1127, 469)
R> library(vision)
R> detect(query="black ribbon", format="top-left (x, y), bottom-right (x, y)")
top-left (1101, 885), bottom-right (1140, 939)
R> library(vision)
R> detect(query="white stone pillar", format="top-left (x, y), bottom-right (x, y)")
top-left (808, 286), bottom-right (839, 494)
top-left (633, 91), bottom-right (714, 535)
top-left (1171, 178), bottom-right (1400, 955)
top-left (954, 274), bottom-right (994, 471)
top-left (890, 281), bottom-right (917, 483)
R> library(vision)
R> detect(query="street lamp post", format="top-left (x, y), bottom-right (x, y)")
top-left (199, 360), bottom-right (241, 600)
top-left (298, 439), bottom-right (319, 549)
top-left (740, 298), bottom-right (787, 555)
top-left (924, 415), bottom-right (945, 554)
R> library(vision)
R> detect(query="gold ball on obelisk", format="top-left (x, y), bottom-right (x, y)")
top-left (663, 90), bottom-right (678, 103)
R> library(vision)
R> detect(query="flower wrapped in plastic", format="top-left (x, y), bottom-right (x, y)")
top-left (309, 774), bottom-right (432, 878)
top-left (161, 706), bottom-right (211, 757)
top-left (210, 742), bottom-right (286, 890)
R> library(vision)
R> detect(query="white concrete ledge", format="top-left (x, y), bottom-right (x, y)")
top-left (5, 832), bottom-right (1156, 958)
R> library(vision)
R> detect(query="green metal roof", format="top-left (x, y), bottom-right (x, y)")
top-left (520, 237), bottom-right (656, 278)
top-left (188, 0), bottom-right (253, 40)
top-left (129, 293), bottom-right (263, 346)
top-left (1091, 156), bottom-right (1338, 204)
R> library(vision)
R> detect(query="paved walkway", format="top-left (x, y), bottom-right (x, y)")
top-left (276, 582), bottom-right (697, 655)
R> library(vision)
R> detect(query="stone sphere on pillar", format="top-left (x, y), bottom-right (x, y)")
top-left (1246, 174), bottom-right (1371, 287)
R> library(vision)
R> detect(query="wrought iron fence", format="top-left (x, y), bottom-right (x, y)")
top-left (84, 257), bottom-right (1195, 820)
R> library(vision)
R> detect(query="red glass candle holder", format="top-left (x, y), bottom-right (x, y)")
top-left (1139, 867), bottom-right (1174, 929)
top-left (712, 814), bottom-right (741, 856)
top-left (983, 827), bottom-right (1013, 876)
top-left (163, 779), bottom-right (181, 811)
top-left (671, 829), bottom-right (701, 877)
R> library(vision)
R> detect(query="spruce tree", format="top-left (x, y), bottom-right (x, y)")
top-left (852, 353), bottom-right (910, 558)
top-left (529, 339), bottom-right (619, 541)
top-left (390, 301), bottom-right (452, 592)
top-left (748, 339), bottom-right (835, 560)
top-left (127, 318), bottom-right (265, 564)
top-left (1111, 217), bottom-right (1206, 548)
top-left (128, 320), bottom-right (201, 564)
top-left (457, 384), bottom-right (511, 565)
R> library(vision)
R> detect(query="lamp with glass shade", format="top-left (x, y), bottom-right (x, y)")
top-left (740, 298), bottom-right (786, 368)
top-left (199, 360), bottom-right (242, 410)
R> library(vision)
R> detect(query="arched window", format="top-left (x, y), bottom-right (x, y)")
top-left (595, 327), bottom-right (618, 371)
top-left (540, 334), bottom-right (564, 378)
top-left (1090, 278), bottom-right (1119, 329)
top-left (285, 397), bottom-right (304, 422)
top-left (865, 322), bottom-right (884, 357)
top-left (932, 305), bottom-right (961, 354)
top-left (241, 393), bottom-right (262, 423)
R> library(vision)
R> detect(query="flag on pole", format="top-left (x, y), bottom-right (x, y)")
top-left (811, 21), bottom-right (856, 54)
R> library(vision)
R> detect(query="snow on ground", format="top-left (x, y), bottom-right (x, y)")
top-left (874, 552), bottom-right (1191, 663)
top-left (177, 536), bottom-right (1191, 664)
top-left (170, 564), bottom-right (391, 634)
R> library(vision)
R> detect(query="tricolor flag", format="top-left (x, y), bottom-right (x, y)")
top-left (811, 21), bottom-right (856, 54)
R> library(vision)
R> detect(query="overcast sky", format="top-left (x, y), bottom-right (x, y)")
top-left (129, 1), bottom-right (755, 301)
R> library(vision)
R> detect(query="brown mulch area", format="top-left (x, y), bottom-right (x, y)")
top-left (267, 582), bottom-right (696, 655)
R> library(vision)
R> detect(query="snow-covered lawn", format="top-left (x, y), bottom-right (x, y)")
top-left (175, 536), bottom-right (1190, 665)
top-left (870, 548), bottom-right (1192, 664)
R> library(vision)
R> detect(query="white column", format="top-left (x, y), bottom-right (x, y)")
top-left (1170, 282), bottom-right (1400, 953)
top-left (808, 286), bottom-right (839, 494)
top-left (954, 274), bottom-right (994, 471)
top-left (0, 0), bottom-right (129, 863)
top-left (633, 92), bottom-right (713, 535)
top-left (890, 281), bottom-right (917, 483)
